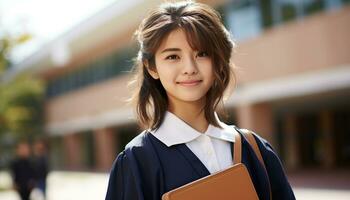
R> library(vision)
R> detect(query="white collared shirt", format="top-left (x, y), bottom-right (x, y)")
top-left (150, 111), bottom-right (238, 174)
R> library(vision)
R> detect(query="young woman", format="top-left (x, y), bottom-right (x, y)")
top-left (105, 1), bottom-right (295, 200)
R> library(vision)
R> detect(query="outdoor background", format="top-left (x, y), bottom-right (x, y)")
top-left (1, 0), bottom-right (350, 199)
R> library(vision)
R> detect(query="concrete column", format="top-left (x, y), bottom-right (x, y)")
top-left (284, 114), bottom-right (299, 171)
top-left (93, 128), bottom-right (118, 171)
top-left (320, 110), bottom-right (335, 168)
top-left (236, 103), bottom-right (275, 147)
top-left (63, 133), bottom-right (83, 170)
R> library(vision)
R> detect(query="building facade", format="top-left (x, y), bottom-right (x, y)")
top-left (8, 0), bottom-right (350, 172)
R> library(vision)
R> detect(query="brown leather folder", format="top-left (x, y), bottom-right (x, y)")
top-left (162, 130), bottom-right (264, 200)
top-left (161, 163), bottom-right (259, 200)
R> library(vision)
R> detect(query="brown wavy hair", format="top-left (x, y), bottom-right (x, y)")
top-left (130, 1), bottom-right (235, 130)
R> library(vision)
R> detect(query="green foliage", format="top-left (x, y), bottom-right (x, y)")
top-left (0, 74), bottom-right (45, 140)
top-left (0, 33), bottom-right (32, 75)
top-left (0, 33), bottom-right (44, 141)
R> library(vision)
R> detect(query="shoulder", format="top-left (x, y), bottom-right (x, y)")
top-left (109, 131), bottom-right (149, 169)
top-left (124, 130), bottom-right (159, 154)
top-left (230, 126), bottom-right (295, 198)
top-left (233, 126), bottom-right (281, 166)
top-left (107, 131), bottom-right (164, 200)
top-left (116, 130), bottom-right (161, 166)
top-left (108, 130), bottom-right (163, 182)
top-left (125, 130), bottom-right (148, 149)
top-left (246, 130), bottom-right (276, 157)
top-left (233, 126), bottom-right (273, 151)
top-left (109, 131), bottom-right (159, 175)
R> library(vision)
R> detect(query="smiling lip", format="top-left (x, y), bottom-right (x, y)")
top-left (177, 80), bottom-right (202, 86)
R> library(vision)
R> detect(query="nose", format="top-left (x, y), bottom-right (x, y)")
top-left (182, 56), bottom-right (198, 75)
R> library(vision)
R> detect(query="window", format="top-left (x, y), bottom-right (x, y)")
top-left (272, 0), bottom-right (344, 24)
top-left (46, 47), bottom-right (136, 98)
top-left (225, 0), bottom-right (263, 41)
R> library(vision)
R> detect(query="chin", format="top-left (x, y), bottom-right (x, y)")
top-left (177, 94), bottom-right (206, 103)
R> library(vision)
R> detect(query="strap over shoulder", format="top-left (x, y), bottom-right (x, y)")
top-left (239, 128), bottom-right (272, 200)
top-left (239, 129), bottom-right (266, 170)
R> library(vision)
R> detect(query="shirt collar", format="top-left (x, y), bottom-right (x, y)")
top-left (149, 111), bottom-right (237, 147)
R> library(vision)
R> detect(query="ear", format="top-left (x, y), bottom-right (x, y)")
top-left (144, 60), bottom-right (159, 79)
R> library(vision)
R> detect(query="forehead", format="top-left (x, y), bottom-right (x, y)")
top-left (157, 28), bottom-right (191, 53)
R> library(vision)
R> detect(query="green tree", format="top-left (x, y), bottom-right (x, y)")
top-left (0, 34), bottom-right (31, 75)
top-left (0, 34), bottom-right (45, 141)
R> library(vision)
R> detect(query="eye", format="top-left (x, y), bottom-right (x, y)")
top-left (197, 51), bottom-right (209, 58)
top-left (165, 55), bottom-right (180, 60)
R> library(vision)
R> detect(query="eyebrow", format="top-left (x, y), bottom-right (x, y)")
top-left (160, 48), bottom-right (181, 54)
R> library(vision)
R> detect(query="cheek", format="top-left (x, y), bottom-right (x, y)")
top-left (156, 67), bottom-right (175, 87)
top-left (157, 63), bottom-right (178, 78)
top-left (204, 67), bottom-right (215, 88)
top-left (202, 62), bottom-right (214, 79)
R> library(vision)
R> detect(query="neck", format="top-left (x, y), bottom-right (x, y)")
top-left (168, 98), bottom-right (209, 133)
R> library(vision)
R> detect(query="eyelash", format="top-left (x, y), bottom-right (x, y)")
top-left (164, 52), bottom-right (209, 60)
top-left (197, 51), bottom-right (209, 57)
top-left (165, 55), bottom-right (179, 60)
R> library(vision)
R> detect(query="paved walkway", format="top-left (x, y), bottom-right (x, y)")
top-left (1, 170), bottom-right (349, 200)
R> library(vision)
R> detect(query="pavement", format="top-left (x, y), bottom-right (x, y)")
top-left (0, 170), bottom-right (349, 200)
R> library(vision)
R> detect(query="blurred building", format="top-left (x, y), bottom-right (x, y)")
top-left (5, 0), bottom-right (350, 172)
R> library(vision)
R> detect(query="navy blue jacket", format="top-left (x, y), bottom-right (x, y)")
top-left (105, 127), bottom-right (295, 200)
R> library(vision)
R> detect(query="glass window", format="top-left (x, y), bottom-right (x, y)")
top-left (275, 0), bottom-right (331, 23)
top-left (225, 0), bottom-right (263, 41)
top-left (280, 1), bottom-right (297, 22)
top-left (261, 0), bottom-right (274, 28)
top-left (305, 0), bottom-right (324, 15)
top-left (46, 47), bottom-right (135, 98)
top-left (324, 0), bottom-right (342, 10)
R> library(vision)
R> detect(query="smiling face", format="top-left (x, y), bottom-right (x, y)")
top-left (133, 1), bottom-right (235, 129)
top-left (147, 28), bottom-right (214, 109)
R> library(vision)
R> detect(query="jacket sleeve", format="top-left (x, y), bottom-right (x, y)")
top-left (105, 151), bottom-right (142, 200)
top-left (253, 134), bottom-right (296, 200)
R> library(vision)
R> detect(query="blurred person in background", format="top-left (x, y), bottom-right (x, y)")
top-left (10, 141), bottom-right (36, 200)
top-left (32, 139), bottom-right (49, 199)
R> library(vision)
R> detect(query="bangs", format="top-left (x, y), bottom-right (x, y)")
top-left (181, 18), bottom-right (214, 55)
top-left (145, 15), bottom-right (216, 56)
